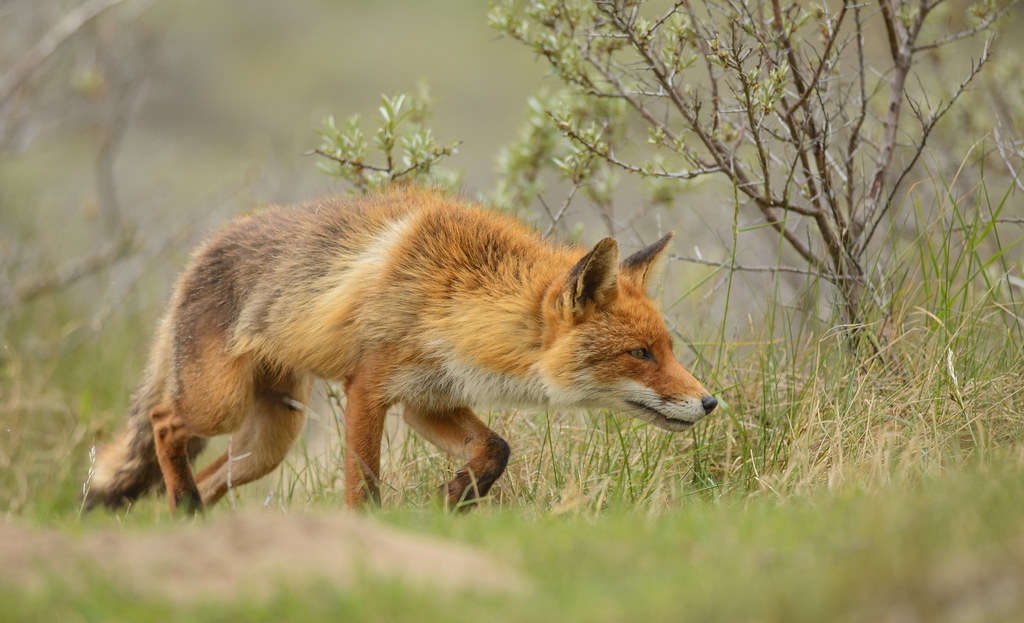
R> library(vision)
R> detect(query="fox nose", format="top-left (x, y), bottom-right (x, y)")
top-left (701, 394), bottom-right (718, 415)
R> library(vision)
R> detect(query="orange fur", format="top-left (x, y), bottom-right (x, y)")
top-left (85, 188), bottom-right (717, 513)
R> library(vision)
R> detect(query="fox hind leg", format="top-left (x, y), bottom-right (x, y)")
top-left (150, 403), bottom-right (205, 514)
top-left (402, 405), bottom-right (510, 510)
top-left (194, 374), bottom-right (312, 507)
top-left (153, 332), bottom-right (256, 514)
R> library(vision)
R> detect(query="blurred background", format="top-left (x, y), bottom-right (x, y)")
top-left (1, 0), bottom-right (547, 402)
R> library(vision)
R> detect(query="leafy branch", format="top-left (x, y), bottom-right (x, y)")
top-left (312, 92), bottom-right (460, 193)
top-left (489, 0), bottom-right (1015, 328)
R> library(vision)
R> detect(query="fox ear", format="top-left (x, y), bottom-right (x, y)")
top-left (564, 237), bottom-right (619, 317)
top-left (620, 232), bottom-right (674, 296)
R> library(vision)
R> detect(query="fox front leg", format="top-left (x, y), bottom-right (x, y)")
top-left (403, 405), bottom-right (510, 510)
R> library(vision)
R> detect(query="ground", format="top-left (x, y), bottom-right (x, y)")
top-left (0, 510), bottom-right (525, 604)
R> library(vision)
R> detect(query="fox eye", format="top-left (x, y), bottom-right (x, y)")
top-left (628, 348), bottom-right (655, 361)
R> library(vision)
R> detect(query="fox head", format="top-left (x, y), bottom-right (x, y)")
top-left (540, 233), bottom-right (717, 432)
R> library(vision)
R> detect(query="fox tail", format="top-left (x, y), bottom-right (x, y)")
top-left (83, 323), bottom-right (204, 511)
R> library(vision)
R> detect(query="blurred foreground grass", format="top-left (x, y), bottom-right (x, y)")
top-left (4, 452), bottom-right (1024, 623)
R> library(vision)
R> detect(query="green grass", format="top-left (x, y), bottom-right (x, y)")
top-left (4, 454), bottom-right (1024, 623)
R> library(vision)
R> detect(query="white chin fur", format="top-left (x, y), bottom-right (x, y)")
top-left (544, 380), bottom-right (708, 432)
top-left (640, 412), bottom-right (697, 432)
top-left (629, 401), bottom-right (706, 432)
top-left (613, 381), bottom-right (708, 432)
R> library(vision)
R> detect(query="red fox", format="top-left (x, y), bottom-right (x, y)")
top-left (85, 188), bottom-right (716, 513)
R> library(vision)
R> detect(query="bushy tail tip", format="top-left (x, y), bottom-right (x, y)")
top-left (82, 426), bottom-right (163, 512)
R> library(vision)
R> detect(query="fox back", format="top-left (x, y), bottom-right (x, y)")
top-left (86, 189), bottom-right (716, 512)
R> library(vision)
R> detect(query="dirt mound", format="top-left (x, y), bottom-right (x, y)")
top-left (0, 511), bottom-right (526, 602)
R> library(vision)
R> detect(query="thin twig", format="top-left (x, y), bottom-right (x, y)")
top-left (10, 231), bottom-right (134, 304)
top-left (543, 183), bottom-right (582, 237)
top-left (226, 435), bottom-right (252, 513)
top-left (308, 149), bottom-right (393, 173)
top-left (867, 0), bottom-right (930, 206)
top-left (684, 3), bottom-right (721, 133)
top-left (0, 0), bottom-right (132, 107)
top-left (669, 253), bottom-right (854, 280)
top-left (549, 114), bottom-right (721, 181)
top-left (992, 123), bottom-right (1024, 193)
top-left (951, 217), bottom-right (1024, 231)
top-left (309, 144), bottom-right (458, 184)
top-left (913, 1), bottom-right (1017, 51)
top-left (847, 4), bottom-right (868, 241)
top-left (862, 39), bottom-right (994, 255)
